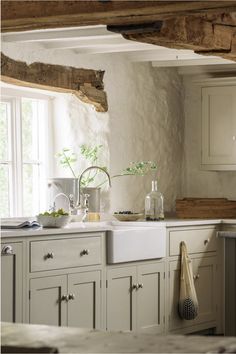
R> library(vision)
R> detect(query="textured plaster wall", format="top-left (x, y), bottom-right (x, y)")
top-left (183, 76), bottom-right (236, 200)
top-left (2, 43), bottom-right (185, 213)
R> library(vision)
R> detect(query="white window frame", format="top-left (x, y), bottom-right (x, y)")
top-left (0, 87), bottom-right (53, 217)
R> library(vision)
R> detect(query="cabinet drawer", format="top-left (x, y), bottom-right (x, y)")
top-left (30, 235), bottom-right (102, 272)
top-left (169, 228), bottom-right (217, 256)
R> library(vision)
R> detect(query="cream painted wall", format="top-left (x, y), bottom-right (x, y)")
top-left (182, 76), bottom-right (236, 200)
top-left (2, 43), bottom-right (185, 213)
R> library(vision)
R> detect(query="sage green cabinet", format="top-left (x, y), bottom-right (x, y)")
top-left (169, 256), bottom-right (217, 332)
top-left (106, 262), bottom-right (165, 333)
top-left (29, 275), bottom-right (67, 326)
top-left (68, 271), bottom-right (101, 329)
top-left (1, 242), bottom-right (23, 323)
top-left (137, 263), bottom-right (165, 333)
top-left (30, 270), bottom-right (101, 329)
top-left (106, 266), bottom-right (136, 331)
top-left (224, 235), bottom-right (236, 336)
top-left (201, 85), bottom-right (236, 170)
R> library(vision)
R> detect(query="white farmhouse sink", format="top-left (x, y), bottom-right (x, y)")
top-left (107, 224), bottom-right (166, 264)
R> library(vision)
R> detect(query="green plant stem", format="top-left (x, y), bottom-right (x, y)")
top-left (95, 173), bottom-right (134, 188)
top-left (62, 151), bottom-right (77, 178)
top-left (82, 170), bottom-right (99, 187)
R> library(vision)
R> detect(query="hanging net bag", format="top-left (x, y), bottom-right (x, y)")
top-left (178, 241), bottom-right (199, 320)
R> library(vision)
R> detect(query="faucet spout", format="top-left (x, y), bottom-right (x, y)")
top-left (78, 166), bottom-right (111, 208)
top-left (53, 192), bottom-right (71, 212)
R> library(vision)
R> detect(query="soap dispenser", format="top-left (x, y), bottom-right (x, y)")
top-left (145, 180), bottom-right (164, 221)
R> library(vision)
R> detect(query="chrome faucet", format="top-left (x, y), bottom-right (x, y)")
top-left (77, 166), bottom-right (111, 210)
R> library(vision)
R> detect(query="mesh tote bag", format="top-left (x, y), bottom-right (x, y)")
top-left (178, 241), bottom-right (199, 320)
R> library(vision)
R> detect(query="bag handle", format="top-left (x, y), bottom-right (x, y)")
top-left (180, 241), bottom-right (187, 279)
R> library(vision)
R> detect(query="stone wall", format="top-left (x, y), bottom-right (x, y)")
top-left (2, 43), bottom-right (185, 213)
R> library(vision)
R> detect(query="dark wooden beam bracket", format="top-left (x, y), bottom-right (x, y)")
top-left (108, 13), bottom-right (236, 62)
top-left (107, 22), bottom-right (163, 35)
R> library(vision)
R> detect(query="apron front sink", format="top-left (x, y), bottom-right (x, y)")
top-left (107, 225), bottom-right (166, 264)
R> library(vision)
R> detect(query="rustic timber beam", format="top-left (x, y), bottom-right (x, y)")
top-left (2, 1), bottom-right (236, 32)
top-left (108, 12), bottom-right (236, 62)
top-left (1, 53), bottom-right (108, 112)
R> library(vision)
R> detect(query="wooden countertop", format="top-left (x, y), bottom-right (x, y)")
top-left (2, 322), bottom-right (236, 353)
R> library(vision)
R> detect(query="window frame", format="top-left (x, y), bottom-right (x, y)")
top-left (0, 87), bottom-right (53, 217)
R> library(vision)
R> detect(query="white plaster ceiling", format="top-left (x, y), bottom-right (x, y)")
top-left (2, 25), bottom-right (236, 68)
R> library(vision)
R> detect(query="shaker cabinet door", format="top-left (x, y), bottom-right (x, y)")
top-left (106, 267), bottom-right (137, 331)
top-left (169, 257), bottom-right (217, 332)
top-left (1, 242), bottom-right (23, 323)
top-left (29, 275), bottom-right (67, 327)
top-left (202, 85), bottom-right (236, 168)
top-left (169, 260), bottom-right (185, 331)
top-left (68, 271), bottom-right (101, 329)
top-left (136, 263), bottom-right (165, 333)
top-left (193, 256), bottom-right (217, 324)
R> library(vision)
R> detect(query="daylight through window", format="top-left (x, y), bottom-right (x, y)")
top-left (0, 89), bottom-right (50, 217)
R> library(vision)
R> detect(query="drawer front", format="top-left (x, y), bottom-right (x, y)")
top-left (30, 236), bottom-right (102, 272)
top-left (169, 228), bottom-right (217, 256)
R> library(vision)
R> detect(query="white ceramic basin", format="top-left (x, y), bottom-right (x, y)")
top-left (107, 224), bottom-right (166, 264)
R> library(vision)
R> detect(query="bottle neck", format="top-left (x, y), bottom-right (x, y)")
top-left (151, 180), bottom-right (158, 192)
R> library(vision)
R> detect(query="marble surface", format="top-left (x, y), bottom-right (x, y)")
top-left (2, 322), bottom-right (236, 354)
top-left (0, 221), bottom-right (109, 238)
top-left (1, 218), bottom-right (232, 238)
top-left (1, 218), bottom-right (236, 239)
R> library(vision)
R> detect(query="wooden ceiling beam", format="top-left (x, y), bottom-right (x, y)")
top-left (108, 12), bottom-right (236, 62)
top-left (2, 1), bottom-right (236, 33)
top-left (1, 53), bottom-right (108, 112)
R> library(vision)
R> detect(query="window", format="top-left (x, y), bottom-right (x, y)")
top-left (0, 88), bottom-right (51, 217)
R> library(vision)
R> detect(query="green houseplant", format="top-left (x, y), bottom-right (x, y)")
top-left (56, 145), bottom-right (157, 188)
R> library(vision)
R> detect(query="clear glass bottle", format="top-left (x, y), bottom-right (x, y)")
top-left (145, 180), bottom-right (164, 221)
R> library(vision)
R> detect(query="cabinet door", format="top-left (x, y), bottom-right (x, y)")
top-left (137, 263), bottom-right (165, 333)
top-left (202, 86), bottom-right (236, 167)
top-left (225, 238), bottom-right (236, 336)
top-left (193, 256), bottom-right (217, 324)
top-left (29, 275), bottom-right (67, 326)
top-left (68, 271), bottom-right (101, 329)
top-left (169, 257), bottom-right (217, 332)
top-left (1, 242), bottom-right (23, 323)
top-left (106, 267), bottom-right (137, 331)
top-left (169, 260), bottom-right (186, 331)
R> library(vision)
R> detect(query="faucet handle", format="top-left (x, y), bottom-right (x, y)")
top-left (81, 194), bottom-right (90, 222)
top-left (69, 194), bottom-right (75, 207)
top-left (83, 193), bottom-right (90, 208)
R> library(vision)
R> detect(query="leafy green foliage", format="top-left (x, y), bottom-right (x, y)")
top-left (56, 144), bottom-right (158, 189)
top-left (80, 144), bottom-right (103, 164)
top-left (122, 161), bottom-right (157, 176)
top-left (56, 148), bottom-right (77, 178)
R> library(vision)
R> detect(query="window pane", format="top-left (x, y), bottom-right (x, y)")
top-left (21, 98), bottom-right (39, 161)
top-left (0, 164), bottom-right (10, 217)
top-left (23, 164), bottom-right (40, 216)
top-left (0, 102), bottom-right (9, 161)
